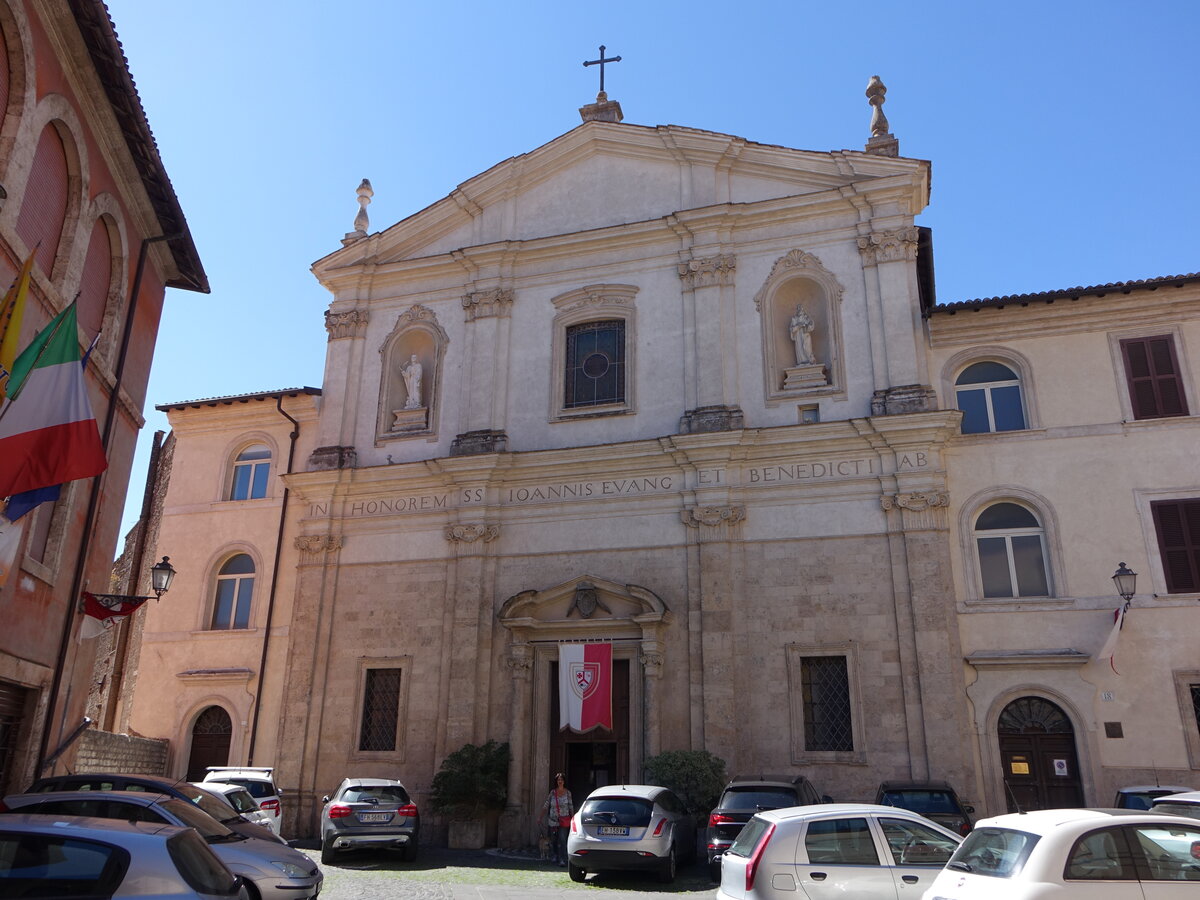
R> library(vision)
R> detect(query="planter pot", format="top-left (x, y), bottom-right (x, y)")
top-left (448, 819), bottom-right (486, 849)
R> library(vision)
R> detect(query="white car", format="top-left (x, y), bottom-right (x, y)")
top-left (203, 767), bottom-right (284, 836)
top-left (198, 781), bottom-right (275, 833)
top-left (717, 803), bottom-right (960, 900)
top-left (921, 807), bottom-right (1200, 899)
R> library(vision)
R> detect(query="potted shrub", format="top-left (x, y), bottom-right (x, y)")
top-left (429, 739), bottom-right (511, 848)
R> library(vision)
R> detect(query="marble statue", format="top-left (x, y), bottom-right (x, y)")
top-left (789, 305), bottom-right (816, 366)
top-left (402, 354), bottom-right (423, 409)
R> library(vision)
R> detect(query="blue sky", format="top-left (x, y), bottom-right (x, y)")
top-left (104, 0), bottom-right (1198, 534)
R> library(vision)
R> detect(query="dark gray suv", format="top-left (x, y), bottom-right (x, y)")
top-left (705, 774), bottom-right (828, 880)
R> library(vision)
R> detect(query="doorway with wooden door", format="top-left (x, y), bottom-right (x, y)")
top-left (185, 705), bottom-right (232, 781)
top-left (997, 696), bottom-right (1084, 811)
top-left (549, 658), bottom-right (630, 806)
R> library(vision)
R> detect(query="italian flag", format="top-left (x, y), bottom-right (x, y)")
top-left (0, 304), bottom-right (106, 497)
top-left (559, 642), bottom-right (613, 733)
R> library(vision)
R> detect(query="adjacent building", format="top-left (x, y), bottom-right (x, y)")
top-left (122, 86), bottom-right (1200, 840)
top-left (0, 0), bottom-right (205, 793)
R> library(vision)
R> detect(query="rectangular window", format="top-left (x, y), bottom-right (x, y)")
top-left (1192, 684), bottom-right (1200, 733)
top-left (801, 656), bottom-right (853, 752)
top-left (565, 320), bottom-right (625, 408)
top-left (359, 668), bottom-right (402, 752)
top-left (1121, 335), bottom-right (1188, 420)
top-left (1150, 499), bottom-right (1200, 593)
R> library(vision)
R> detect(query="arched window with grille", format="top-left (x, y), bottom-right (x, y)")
top-left (211, 555), bottom-right (254, 630)
top-left (974, 502), bottom-right (1050, 598)
top-left (955, 361), bottom-right (1026, 434)
top-left (229, 444), bottom-right (271, 500)
top-left (16, 124), bottom-right (69, 275)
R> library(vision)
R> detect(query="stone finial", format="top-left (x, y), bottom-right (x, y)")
top-left (864, 76), bottom-right (900, 157)
top-left (342, 178), bottom-right (373, 246)
top-left (579, 93), bottom-right (624, 123)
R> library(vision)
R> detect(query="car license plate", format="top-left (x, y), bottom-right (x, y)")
top-left (358, 812), bottom-right (391, 823)
top-left (597, 826), bottom-right (628, 835)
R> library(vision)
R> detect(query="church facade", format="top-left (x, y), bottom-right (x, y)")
top-left (122, 89), bottom-right (1200, 840)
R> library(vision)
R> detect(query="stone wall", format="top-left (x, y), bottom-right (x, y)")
top-left (74, 729), bottom-right (168, 775)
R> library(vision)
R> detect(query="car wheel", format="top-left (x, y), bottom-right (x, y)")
top-left (658, 846), bottom-right (677, 884)
top-left (709, 858), bottom-right (722, 882)
top-left (568, 862), bottom-right (586, 882)
top-left (320, 837), bottom-right (339, 866)
top-left (402, 841), bottom-right (418, 862)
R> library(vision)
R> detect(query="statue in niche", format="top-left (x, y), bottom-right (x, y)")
top-left (789, 305), bottom-right (816, 366)
top-left (401, 354), bottom-right (424, 409)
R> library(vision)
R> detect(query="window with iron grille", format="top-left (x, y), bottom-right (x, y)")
top-left (802, 656), bottom-right (853, 751)
top-left (359, 668), bottom-right (402, 752)
top-left (565, 320), bottom-right (625, 409)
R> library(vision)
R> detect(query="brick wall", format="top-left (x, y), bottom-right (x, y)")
top-left (74, 729), bottom-right (168, 775)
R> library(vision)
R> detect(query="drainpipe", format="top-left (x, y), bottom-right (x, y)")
top-left (246, 395), bottom-right (299, 765)
top-left (37, 233), bottom-right (179, 773)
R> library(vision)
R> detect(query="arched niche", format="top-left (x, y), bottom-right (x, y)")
top-left (377, 304), bottom-right (448, 441)
top-left (753, 250), bottom-right (845, 403)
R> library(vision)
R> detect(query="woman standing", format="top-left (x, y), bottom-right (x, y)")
top-left (538, 773), bottom-right (574, 866)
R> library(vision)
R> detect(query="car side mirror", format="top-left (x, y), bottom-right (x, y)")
top-left (963, 805), bottom-right (975, 814)
top-left (321, 796), bottom-right (330, 803)
top-left (821, 795), bottom-right (834, 804)
top-left (277, 788), bottom-right (284, 795)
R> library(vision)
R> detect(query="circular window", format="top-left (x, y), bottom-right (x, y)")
top-left (582, 352), bottom-right (611, 379)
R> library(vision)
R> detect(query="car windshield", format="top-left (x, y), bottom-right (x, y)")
top-left (219, 790), bottom-right (260, 815)
top-left (1119, 790), bottom-right (1179, 810)
top-left (580, 797), bottom-right (653, 827)
top-left (721, 788), bottom-right (797, 810)
top-left (341, 785), bottom-right (409, 804)
top-left (224, 779), bottom-right (274, 800)
top-left (881, 790), bottom-right (960, 814)
top-left (160, 799), bottom-right (234, 840)
top-left (179, 787), bottom-right (239, 822)
top-left (945, 827), bottom-right (1039, 878)
top-left (727, 816), bottom-right (773, 858)
top-left (1152, 801), bottom-right (1200, 818)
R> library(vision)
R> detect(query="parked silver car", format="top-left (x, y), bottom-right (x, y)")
top-left (567, 784), bottom-right (696, 883)
top-left (203, 767), bottom-right (285, 838)
top-left (0, 812), bottom-right (245, 898)
top-left (3, 791), bottom-right (321, 900)
top-left (716, 803), bottom-right (960, 900)
top-left (320, 777), bottom-right (419, 864)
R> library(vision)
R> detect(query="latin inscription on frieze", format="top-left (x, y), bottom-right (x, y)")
top-left (313, 452), bottom-right (923, 519)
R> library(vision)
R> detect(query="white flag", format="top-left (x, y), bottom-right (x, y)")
top-left (1094, 606), bottom-right (1126, 674)
top-left (0, 511), bottom-right (22, 587)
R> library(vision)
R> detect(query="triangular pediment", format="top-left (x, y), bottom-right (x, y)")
top-left (315, 121), bottom-right (927, 276)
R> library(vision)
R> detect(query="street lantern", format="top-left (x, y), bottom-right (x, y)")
top-left (1112, 562), bottom-right (1137, 603)
top-left (149, 556), bottom-right (176, 599)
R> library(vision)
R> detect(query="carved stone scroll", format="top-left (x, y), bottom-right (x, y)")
top-left (294, 534), bottom-right (343, 556)
top-left (444, 523), bottom-right (500, 543)
top-left (881, 491), bottom-right (949, 512)
top-left (324, 308), bottom-right (368, 340)
top-left (462, 288), bottom-right (514, 321)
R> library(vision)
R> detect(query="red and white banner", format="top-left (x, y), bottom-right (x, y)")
top-left (559, 642), bottom-right (612, 733)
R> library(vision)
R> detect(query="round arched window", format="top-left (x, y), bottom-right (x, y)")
top-left (974, 503), bottom-right (1049, 598)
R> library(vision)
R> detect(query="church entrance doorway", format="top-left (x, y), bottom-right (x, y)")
top-left (549, 659), bottom-right (629, 804)
top-left (997, 696), bottom-right (1083, 812)
top-left (185, 706), bottom-right (232, 781)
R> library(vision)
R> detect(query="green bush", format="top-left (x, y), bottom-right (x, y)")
top-left (429, 739), bottom-right (511, 819)
top-left (643, 749), bottom-right (727, 815)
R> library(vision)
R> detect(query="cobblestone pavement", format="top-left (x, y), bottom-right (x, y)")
top-left (294, 845), bottom-right (719, 900)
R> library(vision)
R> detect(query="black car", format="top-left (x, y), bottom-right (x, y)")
top-left (875, 780), bottom-right (974, 835)
top-left (704, 774), bottom-right (828, 880)
top-left (25, 772), bottom-right (284, 844)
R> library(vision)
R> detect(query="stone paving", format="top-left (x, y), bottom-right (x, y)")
top-left (293, 845), bottom-right (719, 900)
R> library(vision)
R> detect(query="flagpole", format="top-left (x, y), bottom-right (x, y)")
top-left (36, 233), bottom-right (179, 773)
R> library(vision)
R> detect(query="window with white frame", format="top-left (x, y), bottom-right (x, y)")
top-left (955, 361), bottom-right (1026, 434)
top-left (229, 444), bottom-right (271, 500)
top-left (210, 554), bottom-right (254, 630)
top-left (973, 502), bottom-right (1050, 598)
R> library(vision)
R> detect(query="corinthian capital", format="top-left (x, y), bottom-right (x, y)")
top-left (680, 506), bottom-right (747, 528)
top-left (677, 255), bottom-right (736, 289)
top-left (881, 491), bottom-right (949, 512)
top-left (856, 227), bottom-right (920, 266)
top-left (294, 534), bottom-right (343, 555)
top-left (324, 308), bottom-right (369, 340)
top-left (462, 288), bottom-right (514, 321)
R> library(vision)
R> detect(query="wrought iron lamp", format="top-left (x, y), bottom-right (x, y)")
top-left (148, 556), bottom-right (176, 599)
top-left (1112, 562), bottom-right (1137, 605)
top-left (82, 556), bottom-right (176, 610)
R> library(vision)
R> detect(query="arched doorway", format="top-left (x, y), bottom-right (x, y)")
top-left (997, 696), bottom-right (1083, 811)
top-left (185, 706), bottom-right (232, 781)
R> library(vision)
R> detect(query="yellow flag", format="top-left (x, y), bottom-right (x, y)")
top-left (0, 250), bottom-right (36, 397)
